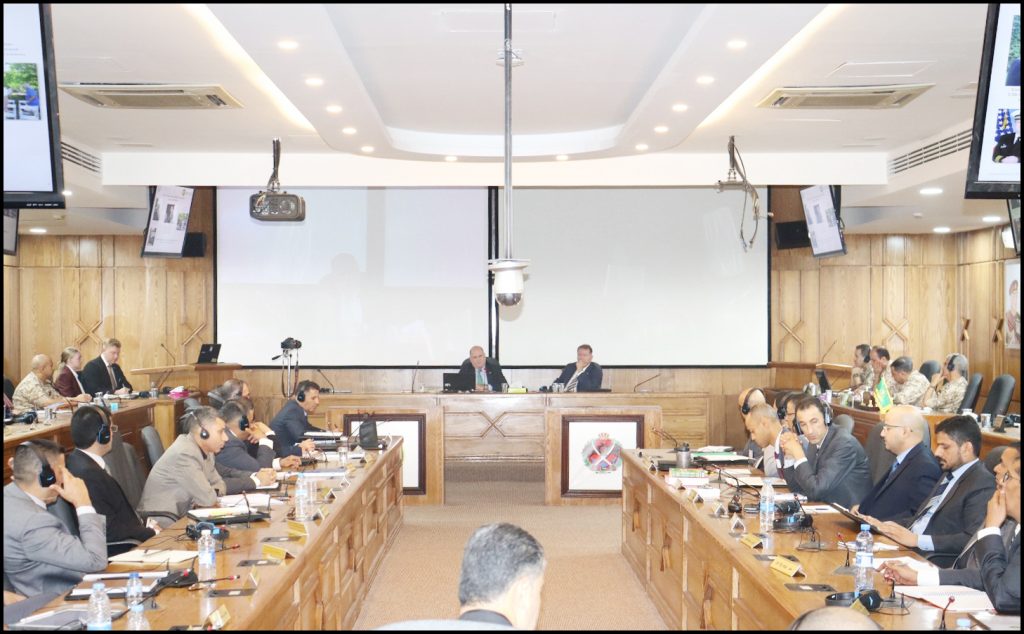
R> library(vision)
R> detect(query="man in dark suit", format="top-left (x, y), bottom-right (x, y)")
top-left (881, 442), bottom-right (1020, 613)
top-left (457, 346), bottom-right (507, 392)
top-left (552, 344), bottom-right (603, 392)
top-left (269, 380), bottom-right (321, 457)
top-left (80, 337), bottom-right (133, 396)
top-left (217, 399), bottom-right (301, 472)
top-left (65, 405), bottom-right (156, 555)
top-left (780, 397), bottom-right (872, 508)
top-left (869, 416), bottom-right (996, 567)
top-left (853, 405), bottom-right (941, 521)
top-left (992, 110), bottom-right (1020, 164)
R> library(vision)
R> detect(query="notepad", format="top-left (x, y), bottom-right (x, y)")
top-left (218, 494), bottom-right (283, 508)
top-left (896, 585), bottom-right (995, 612)
top-left (68, 578), bottom-right (160, 598)
top-left (108, 550), bottom-right (197, 564)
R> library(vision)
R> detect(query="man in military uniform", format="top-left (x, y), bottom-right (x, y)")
top-left (921, 354), bottom-right (969, 413)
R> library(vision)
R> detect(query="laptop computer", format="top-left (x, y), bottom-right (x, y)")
top-left (815, 369), bottom-right (832, 393)
top-left (196, 343), bottom-right (221, 364)
top-left (443, 372), bottom-right (467, 393)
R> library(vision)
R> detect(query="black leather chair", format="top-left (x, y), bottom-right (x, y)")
top-left (183, 397), bottom-right (202, 411)
top-left (105, 436), bottom-right (146, 510)
top-left (981, 374), bottom-right (1016, 419)
top-left (959, 373), bottom-right (983, 413)
top-left (833, 414), bottom-right (855, 436)
top-left (140, 426), bottom-right (165, 470)
top-left (3, 376), bottom-right (14, 401)
top-left (918, 360), bottom-right (941, 383)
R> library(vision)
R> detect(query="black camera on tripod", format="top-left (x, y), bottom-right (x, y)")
top-left (280, 337), bottom-right (303, 350)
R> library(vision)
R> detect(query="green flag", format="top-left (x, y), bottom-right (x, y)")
top-left (874, 376), bottom-right (893, 414)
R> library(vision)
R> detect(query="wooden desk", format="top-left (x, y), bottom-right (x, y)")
top-left (621, 449), bottom-right (1016, 630)
top-left (129, 363), bottom-right (243, 399)
top-left (24, 440), bottom-right (404, 630)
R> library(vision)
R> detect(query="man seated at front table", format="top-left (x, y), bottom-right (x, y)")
top-left (458, 346), bottom-right (507, 392)
top-left (217, 399), bottom-right (301, 472)
top-left (743, 403), bottom-right (807, 478)
top-left (889, 356), bottom-right (930, 406)
top-left (738, 387), bottom-right (767, 468)
top-left (80, 337), bottom-right (133, 396)
top-left (269, 380), bottom-right (321, 458)
top-left (853, 405), bottom-right (941, 522)
top-left (880, 443), bottom-right (1020, 614)
top-left (849, 343), bottom-right (875, 392)
top-left (13, 354), bottom-right (90, 414)
top-left (551, 344), bottom-right (603, 392)
top-left (3, 439), bottom-right (108, 597)
top-left (862, 415), bottom-right (995, 567)
top-left (780, 397), bottom-right (872, 508)
top-left (919, 353), bottom-right (969, 414)
top-left (869, 346), bottom-right (895, 396)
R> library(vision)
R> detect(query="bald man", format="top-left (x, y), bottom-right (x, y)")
top-left (738, 387), bottom-right (767, 467)
top-left (743, 403), bottom-right (807, 478)
top-left (854, 406), bottom-right (941, 521)
top-left (457, 346), bottom-right (507, 392)
top-left (790, 606), bottom-right (881, 631)
top-left (12, 355), bottom-right (90, 414)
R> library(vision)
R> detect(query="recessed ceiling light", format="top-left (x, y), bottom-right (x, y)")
top-left (278, 40), bottom-right (299, 51)
top-left (912, 212), bottom-right (924, 218)
top-left (29, 227), bottom-right (47, 234)
top-left (341, 127), bottom-right (357, 135)
top-left (933, 226), bottom-right (951, 234)
top-left (727, 40), bottom-right (747, 50)
top-left (305, 77), bottom-right (324, 87)
top-left (654, 126), bottom-right (669, 134)
top-left (696, 76), bottom-right (715, 85)
top-left (671, 103), bottom-right (689, 112)
top-left (326, 105), bottom-right (343, 114)
top-left (555, 154), bottom-right (569, 161)
top-left (445, 156), bottom-right (458, 162)
top-left (61, 190), bottom-right (72, 196)
top-left (360, 146), bottom-right (374, 153)
top-left (635, 143), bottom-right (649, 151)
top-left (982, 215), bottom-right (1002, 223)
top-left (920, 187), bottom-right (943, 196)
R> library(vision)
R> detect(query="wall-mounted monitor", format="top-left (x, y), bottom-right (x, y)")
top-left (3, 208), bottom-right (18, 255)
top-left (800, 185), bottom-right (846, 258)
top-left (141, 186), bottom-right (195, 258)
top-left (1010, 198), bottom-right (1021, 255)
top-left (3, 4), bottom-right (65, 209)
top-left (965, 3), bottom-right (1021, 199)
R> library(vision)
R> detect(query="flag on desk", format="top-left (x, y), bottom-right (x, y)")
top-left (874, 376), bottom-right (893, 415)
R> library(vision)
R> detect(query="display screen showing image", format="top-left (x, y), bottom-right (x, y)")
top-left (141, 186), bottom-right (194, 257)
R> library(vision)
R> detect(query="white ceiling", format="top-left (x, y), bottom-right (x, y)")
top-left (27, 3), bottom-right (1013, 235)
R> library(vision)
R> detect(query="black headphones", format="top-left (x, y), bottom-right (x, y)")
top-left (776, 392), bottom-right (792, 421)
top-left (89, 405), bottom-right (113, 445)
top-left (180, 410), bottom-right (209, 439)
top-left (946, 353), bottom-right (959, 372)
top-left (861, 345), bottom-right (871, 364)
top-left (185, 521), bottom-right (229, 541)
top-left (741, 388), bottom-right (764, 416)
top-left (296, 389), bottom-right (305, 403)
top-left (20, 442), bottom-right (57, 488)
top-left (825, 590), bottom-right (882, 612)
top-left (238, 414), bottom-right (250, 431)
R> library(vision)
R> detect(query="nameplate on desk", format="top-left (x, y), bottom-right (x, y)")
top-left (261, 544), bottom-right (295, 560)
top-left (770, 556), bottom-right (805, 577)
top-left (711, 503), bottom-right (727, 517)
top-left (730, 514), bottom-right (746, 533)
top-left (208, 588), bottom-right (256, 599)
top-left (286, 520), bottom-right (308, 536)
top-left (687, 489), bottom-right (703, 503)
top-left (740, 533), bottom-right (764, 549)
top-left (248, 569), bottom-right (260, 588)
top-left (204, 605), bottom-right (231, 630)
top-left (314, 505), bottom-right (330, 520)
top-left (321, 486), bottom-right (339, 500)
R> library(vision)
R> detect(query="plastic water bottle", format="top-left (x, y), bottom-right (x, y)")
top-left (126, 603), bottom-right (151, 630)
top-left (295, 473), bottom-right (309, 520)
top-left (854, 523), bottom-right (875, 594)
top-left (124, 572), bottom-right (143, 609)
top-left (758, 480), bottom-right (775, 534)
top-left (954, 618), bottom-right (972, 630)
top-left (197, 529), bottom-right (216, 582)
top-left (86, 582), bottom-right (112, 630)
top-left (339, 442), bottom-right (349, 467)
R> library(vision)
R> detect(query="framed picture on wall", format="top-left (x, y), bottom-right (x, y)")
top-left (561, 415), bottom-right (643, 498)
top-left (1005, 259), bottom-right (1020, 349)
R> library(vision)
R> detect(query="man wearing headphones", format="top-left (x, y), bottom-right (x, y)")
top-left (780, 397), bottom-right (872, 507)
top-left (3, 439), bottom-right (108, 597)
top-left (743, 403), bottom-right (807, 478)
top-left (869, 346), bottom-right (895, 396)
top-left (920, 353), bottom-right (969, 413)
top-left (738, 388), bottom-right (767, 468)
top-left (889, 356), bottom-right (930, 406)
top-left (65, 405), bottom-right (158, 555)
top-left (217, 399), bottom-right (301, 472)
top-left (269, 380), bottom-right (321, 458)
top-left (850, 344), bottom-right (874, 391)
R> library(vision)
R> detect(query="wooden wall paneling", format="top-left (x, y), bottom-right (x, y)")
top-left (3, 264), bottom-right (20, 378)
top-left (78, 236), bottom-right (101, 268)
top-left (960, 262), bottom-right (996, 402)
top-left (819, 266), bottom-right (871, 365)
top-left (872, 266), bottom-right (911, 359)
top-left (19, 268), bottom-right (63, 376)
top-left (99, 236), bottom-right (115, 268)
top-left (907, 265), bottom-right (957, 366)
top-left (60, 237), bottom-right (79, 268)
top-left (19, 235), bottom-right (62, 268)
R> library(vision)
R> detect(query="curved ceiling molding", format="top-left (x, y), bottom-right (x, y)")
top-left (385, 125), bottom-right (623, 158)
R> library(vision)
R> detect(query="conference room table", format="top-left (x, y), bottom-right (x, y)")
top-left (15, 440), bottom-right (404, 630)
top-left (621, 448), bottom-right (1020, 630)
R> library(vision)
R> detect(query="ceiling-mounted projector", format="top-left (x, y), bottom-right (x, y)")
top-left (250, 138), bottom-right (305, 221)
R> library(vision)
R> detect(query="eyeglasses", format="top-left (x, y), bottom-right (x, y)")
top-left (880, 423), bottom-right (908, 431)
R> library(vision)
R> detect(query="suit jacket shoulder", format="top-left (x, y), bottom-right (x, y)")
top-left (53, 366), bottom-right (84, 398)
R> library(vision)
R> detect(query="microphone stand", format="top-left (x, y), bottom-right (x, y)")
top-left (633, 373), bottom-right (661, 393)
top-left (938, 596), bottom-right (954, 630)
top-left (833, 532), bottom-right (856, 576)
top-left (241, 490), bottom-right (251, 530)
top-left (315, 368), bottom-right (336, 394)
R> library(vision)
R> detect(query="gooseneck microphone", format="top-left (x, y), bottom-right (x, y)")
top-left (160, 343), bottom-right (177, 365)
top-left (315, 368), bottom-right (336, 394)
top-left (410, 361), bottom-right (420, 393)
top-left (937, 596), bottom-right (955, 630)
top-left (633, 373), bottom-right (661, 393)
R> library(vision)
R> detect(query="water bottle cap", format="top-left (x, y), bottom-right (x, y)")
top-left (201, 529), bottom-right (211, 535)
top-left (128, 572), bottom-right (139, 579)
top-left (861, 523), bottom-right (871, 531)
top-left (131, 603), bottom-right (145, 613)
top-left (92, 582), bottom-right (105, 590)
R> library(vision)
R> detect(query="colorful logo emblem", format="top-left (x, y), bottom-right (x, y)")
top-left (582, 433), bottom-right (622, 473)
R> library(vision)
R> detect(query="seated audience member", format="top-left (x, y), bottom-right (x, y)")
top-left (13, 354), bottom-right (89, 414)
top-left (269, 380), bottom-right (321, 458)
top-left (552, 344), bottom-right (603, 392)
top-left (775, 391), bottom-right (800, 432)
top-left (80, 338), bottom-right (133, 396)
top-left (788, 606), bottom-right (881, 631)
top-left (66, 405), bottom-right (158, 554)
top-left (869, 346), bottom-right (894, 395)
top-left (780, 397), bottom-right (871, 508)
top-left (458, 346), bottom-right (508, 392)
top-left (866, 416), bottom-right (995, 567)
top-left (52, 347), bottom-right (89, 399)
top-left (217, 399), bottom-right (300, 472)
top-left (881, 443), bottom-right (1019, 613)
top-left (3, 440), bottom-right (107, 596)
top-left (137, 406), bottom-right (255, 528)
top-left (854, 405), bottom-right (940, 521)
top-left (920, 353), bottom-right (969, 413)
top-left (744, 403), bottom-right (807, 478)
top-left (738, 387), bottom-right (768, 466)
top-left (849, 343), bottom-right (874, 391)
top-left (889, 356), bottom-right (930, 406)
top-left (206, 378), bottom-right (250, 408)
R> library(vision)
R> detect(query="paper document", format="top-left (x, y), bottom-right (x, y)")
top-left (839, 541), bottom-right (899, 553)
top-left (802, 505), bottom-right (840, 515)
top-left (83, 571), bottom-right (169, 581)
top-left (970, 611), bottom-right (1022, 630)
top-left (895, 585), bottom-right (995, 612)
top-left (696, 445), bottom-right (733, 453)
top-left (304, 431), bottom-right (346, 438)
top-left (108, 550), bottom-right (197, 564)
top-left (69, 578), bottom-right (160, 598)
top-left (738, 476), bottom-right (788, 487)
top-left (693, 452), bottom-right (749, 462)
top-left (218, 494), bottom-right (282, 508)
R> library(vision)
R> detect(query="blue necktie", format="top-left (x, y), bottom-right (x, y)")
top-left (881, 460), bottom-right (900, 487)
top-left (911, 472), bottom-right (953, 532)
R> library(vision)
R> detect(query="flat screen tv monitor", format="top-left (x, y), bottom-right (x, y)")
top-left (3, 208), bottom-right (18, 255)
top-left (3, 4), bottom-right (65, 209)
top-left (141, 186), bottom-right (195, 257)
top-left (964, 3), bottom-right (1021, 199)
top-left (1010, 198), bottom-right (1021, 255)
top-left (799, 185), bottom-right (847, 258)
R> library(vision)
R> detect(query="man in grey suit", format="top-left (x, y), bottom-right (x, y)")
top-left (881, 442), bottom-right (1020, 613)
top-left (3, 440), bottom-right (108, 597)
top-left (780, 397), bottom-right (872, 508)
top-left (216, 399), bottom-right (301, 472)
top-left (868, 416), bottom-right (996, 567)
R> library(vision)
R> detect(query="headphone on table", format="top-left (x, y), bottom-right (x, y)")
top-left (185, 521), bottom-right (229, 541)
top-left (740, 388), bottom-right (764, 416)
top-left (825, 589), bottom-right (882, 612)
top-left (20, 442), bottom-right (57, 488)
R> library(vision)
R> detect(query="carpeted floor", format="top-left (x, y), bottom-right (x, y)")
top-left (354, 463), bottom-right (667, 630)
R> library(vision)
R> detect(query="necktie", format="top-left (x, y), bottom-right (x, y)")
top-left (566, 370), bottom-right (581, 392)
top-left (881, 460), bottom-right (901, 488)
top-left (107, 364), bottom-right (118, 392)
top-left (911, 472), bottom-right (953, 533)
top-left (476, 368), bottom-right (485, 387)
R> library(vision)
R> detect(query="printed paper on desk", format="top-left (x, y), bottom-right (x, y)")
top-left (697, 445), bottom-right (733, 453)
top-left (692, 487), bottom-right (721, 501)
top-left (69, 578), bottom-right (160, 598)
top-left (219, 494), bottom-right (282, 508)
top-left (109, 549), bottom-right (197, 564)
top-left (896, 585), bottom-right (995, 612)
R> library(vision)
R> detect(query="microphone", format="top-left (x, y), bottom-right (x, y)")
top-left (271, 354), bottom-right (282, 361)
top-left (410, 361), bottom-right (420, 393)
top-left (315, 369), bottom-right (336, 394)
top-left (633, 373), bottom-right (661, 393)
top-left (819, 339), bottom-right (837, 364)
top-left (160, 343), bottom-right (177, 365)
top-left (241, 491), bottom-right (252, 529)
top-left (938, 596), bottom-right (955, 630)
top-left (653, 427), bottom-right (683, 451)
top-left (838, 532), bottom-right (851, 568)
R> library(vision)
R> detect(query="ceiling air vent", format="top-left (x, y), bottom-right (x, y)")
top-left (757, 84), bottom-right (933, 109)
top-left (889, 129), bottom-right (972, 175)
top-left (61, 142), bottom-right (102, 174)
top-left (59, 83), bottom-right (242, 109)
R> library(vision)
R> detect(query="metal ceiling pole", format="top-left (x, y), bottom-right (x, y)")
top-left (503, 2), bottom-right (513, 261)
